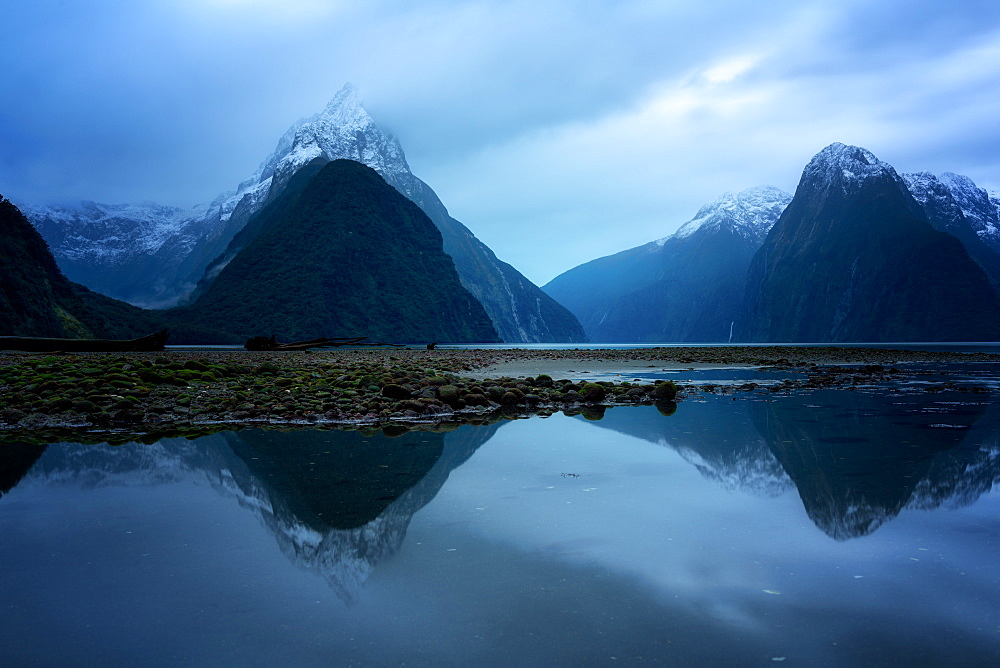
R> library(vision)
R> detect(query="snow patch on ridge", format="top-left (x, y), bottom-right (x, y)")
top-left (802, 142), bottom-right (899, 190)
top-left (660, 185), bottom-right (791, 246)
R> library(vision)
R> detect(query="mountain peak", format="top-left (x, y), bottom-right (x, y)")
top-left (254, 84), bottom-right (412, 204)
top-left (802, 142), bottom-right (898, 187)
top-left (315, 82), bottom-right (372, 131)
top-left (324, 82), bottom-right (361, 111)
top-left (670, 185), bottom-right (791, 243)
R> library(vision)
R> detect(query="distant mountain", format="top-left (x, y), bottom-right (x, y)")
top-left (21, 85), bottom-right (586, 343)
top-left (902, 172), bottom-right (1000, 290)
top-left (17, 200), bottom-right (218, 309)
top-left (936, 172), bottom-right (1000, 254)
top-left (168, 160), bottom-right (499, 343)
top-left (544, 187), bottom-right (790, 342)
top-left (739, 143), bottom-right (1000, 342)
top-left (0, 195), bottom-right (163, 338)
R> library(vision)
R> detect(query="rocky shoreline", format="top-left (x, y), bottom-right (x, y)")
top-left (1, 346), bottom-right (998, 444)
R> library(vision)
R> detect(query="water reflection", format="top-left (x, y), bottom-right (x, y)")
top-left (586, 390), bottom-right (1000, 539)
top-left (3, 396), bottom-right (1000, 664)
top-left (6, 424), bottom-right (498, 601)
top-left (587, 400), bottom-right (793, 498)
top-left (0, 442), bottom-right (47, 500)
top-left (751, 391), bottom-right (991, 540)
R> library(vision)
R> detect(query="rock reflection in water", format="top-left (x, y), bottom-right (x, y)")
top-left (4, 423), bottom-right (499, 602)
top-left (584, 390), bottom-right (1000, 540)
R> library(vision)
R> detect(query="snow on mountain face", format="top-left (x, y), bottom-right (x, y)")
top-left (937, 172), bottom-right (1000, 252)
top-left (19, 200), bottom-right (210, 263)
top-left (800, 142), bottom-right (902, 193)
top-left (901, 171), bottom-right (969, 236)
top-left (667, 185), bottom-right (791, 245)
top-left (232, 84), bottom-right (416, 215)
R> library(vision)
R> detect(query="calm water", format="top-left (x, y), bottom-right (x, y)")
top-left (2, 390), bottom-right (999, 666)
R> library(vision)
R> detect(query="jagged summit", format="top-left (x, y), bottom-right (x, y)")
top-left (268, 84), bottom-right (411, 197)
top-left (668, 185), bottom-right (791, 244)
top-left (799, 142), bottom-right (902, 193)
top-left (19, 83), bottom-right (590, 342)
top-left (320, 82), bottom-right (366, 122)
top-left (937, 171), bottom-right (1000, 250)
top-left (215, 83), bottom-right (409, 224)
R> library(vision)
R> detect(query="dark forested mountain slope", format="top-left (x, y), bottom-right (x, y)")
top-left (739, 144), bottom-right (1000, 342)
top-left (0, 195), bottom-right (163, 339)
top-left (168, 160), bottom-right (499, 344)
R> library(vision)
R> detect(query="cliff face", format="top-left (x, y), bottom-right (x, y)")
top-left (739, 143), bottom-right (1000, 342)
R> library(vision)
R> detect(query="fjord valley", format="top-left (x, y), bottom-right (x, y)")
top-left (11, 80), bottom-right (1000, 348)
top-left (6, 3), bottom-right (1000, 664)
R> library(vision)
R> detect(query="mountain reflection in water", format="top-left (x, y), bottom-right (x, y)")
top-left (2, 424), bottom-right (498, 602)
top-left (585, 390), bottom-right (1000, 540)
top-left (3, 392), bottom-right (1000, 664)
top-left (2, 386), bottom-right (998, 604)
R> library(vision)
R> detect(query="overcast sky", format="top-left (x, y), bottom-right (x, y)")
top-left (4, 0), bottom-right (1000, 285)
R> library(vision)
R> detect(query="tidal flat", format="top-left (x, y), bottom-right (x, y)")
top-left (2, 346), bottom-right (998, 444)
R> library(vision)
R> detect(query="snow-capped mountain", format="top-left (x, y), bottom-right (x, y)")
top-left (669, 186), bottom-right (793, 245)
top-left (544, 185), bottom-right (790, 342)
top-left (16, 200), bottom-right (216, 308)
top-left (194, 84), bottom-right (585, 343)
top-left (740, 143), bottom-right (1000, 342)
top-left (938, 172), bottom-right (1000, 253)
top-left (902, 171), bottom-right (1000, 290)
top-left (13, 423), bottom-right (499, 603)
top-left (20, 84), bottom-right (586, 342)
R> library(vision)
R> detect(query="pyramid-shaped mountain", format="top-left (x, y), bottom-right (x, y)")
top-left (544, 186), bottom-right (790, 342)
top-left (739, 143), bottom-right (1000, 342)
top-left (21, 85), bottom-right (586, 343)
top-left (169, 160), bottom-right (499, 343)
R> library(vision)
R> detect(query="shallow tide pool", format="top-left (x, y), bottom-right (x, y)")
top-left (2, 390), bottom-right (999, 666)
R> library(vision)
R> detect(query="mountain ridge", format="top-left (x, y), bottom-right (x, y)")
top-left (740, 143), bottom-right (1000, 342)
top-left (21, 84), bottom-right (586, 343)
top-left (544, 185), bottom-right (791, 342)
